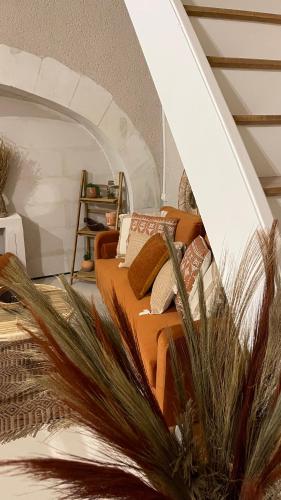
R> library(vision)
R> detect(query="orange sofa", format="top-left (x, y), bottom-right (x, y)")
top-left (95, 206), bottom-right (203, 422)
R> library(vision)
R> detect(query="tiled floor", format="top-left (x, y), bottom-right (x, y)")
top-left (0, 274), bottom-right (107, 499)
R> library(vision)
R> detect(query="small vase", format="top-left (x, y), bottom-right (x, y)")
top-left (0, 193), bottom-right (7, 218)
top-left (81, 260), bottom-right (94, 272)
top-left (105, 211), bottom-right (117, 227)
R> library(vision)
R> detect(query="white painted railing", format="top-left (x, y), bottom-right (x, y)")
top-left (124, 0), bottom-right (273, 267)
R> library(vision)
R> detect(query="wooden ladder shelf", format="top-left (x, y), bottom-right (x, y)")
top-left (70, 169), bottom-right (124, 284)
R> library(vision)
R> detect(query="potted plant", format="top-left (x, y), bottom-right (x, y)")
top-left (80, 253), bottom-right (94, 272)
top-left (86, 183), bottom-right (100, 198)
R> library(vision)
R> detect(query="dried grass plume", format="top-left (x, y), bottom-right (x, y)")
top-left (0, 225), bottom-right (280, 499)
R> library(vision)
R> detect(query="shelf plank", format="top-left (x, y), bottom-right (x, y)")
top-left (74, 270), bottom-right (96, 283)
top-left (208, 56), bottom-right (281, 70)
top-left (86, 184), bottom-right (119, 189)
top-left (88, 207), bottom-right (114, 214)
top-left (234, 115), bottom-right (281, 125)
top-left (184, 5), bottom-right (281, 24)
top-left (77, 226), bottom-right (107, 237)
top-left (80, 197), bottom-right (118, 204)
top-left (260, 176), bottom-right (281, 196)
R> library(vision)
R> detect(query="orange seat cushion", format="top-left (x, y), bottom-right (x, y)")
top-left (95, 258), bottom-right (181, 388)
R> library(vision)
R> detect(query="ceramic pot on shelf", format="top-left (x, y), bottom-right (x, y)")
top-left (81, 254), bottom-right (94, 272)
top-left (86, 184), bottom-right (100, 198)
top-left (105, 211), bottom-right (117, 228)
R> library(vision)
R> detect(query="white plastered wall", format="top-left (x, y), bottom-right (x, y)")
top-left (0, 94), bottom-right (114, 278)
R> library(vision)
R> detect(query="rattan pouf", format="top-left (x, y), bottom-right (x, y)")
top-left (0, 284), bottom-right (72, 341)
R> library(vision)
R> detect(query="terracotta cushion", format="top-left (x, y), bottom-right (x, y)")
top-left (95, 258), bottom-right (181, 388)
top-left (128, 234), bottom-right (169, 300)
top-left (162, 205), bottom-right (203, 245)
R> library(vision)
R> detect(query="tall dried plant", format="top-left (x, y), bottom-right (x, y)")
top-left (0, 225), bottom-right (281, 499)
top-left (0, 138), bottom-right (13, 217)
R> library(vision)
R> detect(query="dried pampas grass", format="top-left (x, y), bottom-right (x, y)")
top-left (0, 224), bottom-right (281, 499)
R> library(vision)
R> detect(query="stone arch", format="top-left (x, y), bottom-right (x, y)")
top-left (0, 44), bottom-right (160, 210)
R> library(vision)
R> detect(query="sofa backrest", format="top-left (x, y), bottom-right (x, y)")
top-left (162, 206), bottom-right (204, 246)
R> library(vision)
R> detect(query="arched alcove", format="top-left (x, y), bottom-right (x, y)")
top-left (0, 92), bottom-right (118, 277)
top-left (0, 44), bottom-right (160, 209)
top-left (0, 45), bottom-right (161, 276)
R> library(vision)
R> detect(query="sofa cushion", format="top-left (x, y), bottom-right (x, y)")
top-left (175, 236), bottom-right (211, 316)
top-left (95, 257), bottom-right (181, 388)
top-left (162, 206), bottom-right (203, 245)
top-left (116, 214), bottom-right (132, 258)
top-left (119, 213), bottom-right (178, 268)
top-left (150, 242), bottom-right (184, 314)
top-left (189, 260), bottom-right (222, 321)
top-left (128, 234), bottom-right (169, 300)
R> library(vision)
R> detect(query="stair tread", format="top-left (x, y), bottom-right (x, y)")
top-left (208, 56), bottom-right (281, 70)
top-left (260, 176), bottom-right (281, 196)
top-left (184, 5), bottom-right (281, 24)
top-left (234, 115), bottom-right (281, 125)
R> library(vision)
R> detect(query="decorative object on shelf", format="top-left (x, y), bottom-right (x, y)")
top-left (80, 253), bottom-right (94, 272)
top-left (86, 183), bottom-right (100, 198)
top-left (3, 226), bottom-right (281, 499)
top-left (70, 169), bottom-right (125, 284)
top-left (0, 138), bottom-right (13, 218)
top-left (178, 170), bottom-right (199, 215)
top-left (107, 179), bottom-right (115, 198)
top-left (105, 211), bottom-right (117, 227)
top-left (84, 217), bottom-right (106, 232)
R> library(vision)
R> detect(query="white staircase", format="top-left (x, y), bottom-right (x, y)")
top-left (124, 0), bottom-right (275, 268)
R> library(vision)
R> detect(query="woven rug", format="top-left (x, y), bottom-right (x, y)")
top-left (0, 284), bottom-right (73, 443)
top-left (0, 338), bottom-right (72, 443)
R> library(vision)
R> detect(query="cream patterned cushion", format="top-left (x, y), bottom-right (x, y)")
top-left (189, 260), bottom-right (220, 321)
top-left (175, 236), bottom-right (211, 315)
top-left (150, 243), bottom-right (184, 314)
top-left (119, 213), bottom-right (178, 268)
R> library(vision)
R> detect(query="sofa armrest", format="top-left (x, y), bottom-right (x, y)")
top-left (94, 230), bottom-right (119, 259)
top-left (156, 321), bottom-right (200, 425)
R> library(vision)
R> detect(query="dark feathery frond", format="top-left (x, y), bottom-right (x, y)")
top-left (230, 222), bottom-right (278, 495)
top-left (3, 458), bottom-right (168, 500)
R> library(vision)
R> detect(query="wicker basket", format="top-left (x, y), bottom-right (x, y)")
top-left (0, 284), bottom-right (72, 320)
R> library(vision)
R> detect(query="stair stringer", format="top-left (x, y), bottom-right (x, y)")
top-left (124, 0), bottom-right (273, 269)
